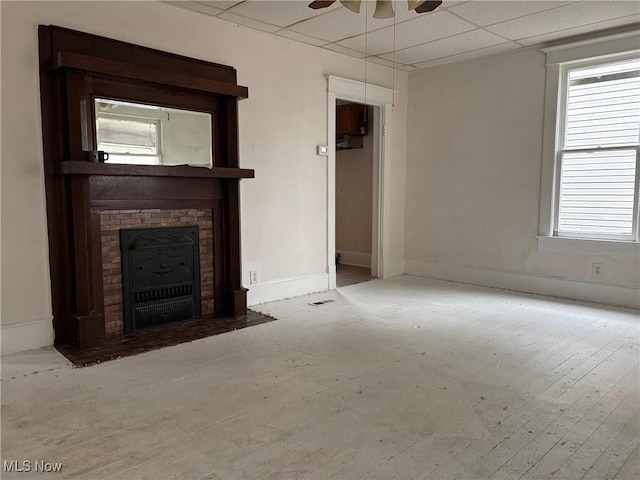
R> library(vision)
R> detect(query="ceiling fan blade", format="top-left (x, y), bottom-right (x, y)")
top-left (309, 1), bottom-right (337, 9)
top-left (414, 0), bottom-right (442, 13)
top-left (373, 0), bottom-right (394, 19)
top-left (407, 0), bottom-right (424, 9)
top-left (340, 0), bottom-right (362, 14)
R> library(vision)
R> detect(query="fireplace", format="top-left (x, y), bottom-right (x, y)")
top-left (38, 26), bottom-right (254, 348)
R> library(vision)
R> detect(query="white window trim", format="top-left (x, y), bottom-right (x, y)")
top-left (538, 30), bottom-right (640, 256)
top-left (537, 235), bottom-right (640, 256)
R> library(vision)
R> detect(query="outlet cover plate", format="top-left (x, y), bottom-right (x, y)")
top-left (592, 262), bottom-right (603, 279)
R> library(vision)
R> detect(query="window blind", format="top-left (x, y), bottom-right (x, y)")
top-left (557, 59), bottom-right (640, 237)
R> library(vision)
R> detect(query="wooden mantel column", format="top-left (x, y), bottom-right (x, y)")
top-left (220, 97), bottom-right (247, 316)
top-left (69, 176), bottom-right (104, 346)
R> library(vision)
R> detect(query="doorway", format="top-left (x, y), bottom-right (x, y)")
top-left (335, 101), bottom-right (378, 288)
top-left (326, 75), bottom-right (394, 291)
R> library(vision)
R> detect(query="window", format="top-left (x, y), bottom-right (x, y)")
top-left (557, 58), bottom-right (639, 240)
top-left (540, 32), bottom-right (640, 251)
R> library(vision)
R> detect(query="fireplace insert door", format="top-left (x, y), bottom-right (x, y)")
top-left (120, 226), bottom-right (201, 333)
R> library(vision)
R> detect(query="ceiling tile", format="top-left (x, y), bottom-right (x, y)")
top-left (289, 6), bottom-right (394, 42)
top-left (165, 1), bottom-right (223, 16)
top-left (337, 26), bottom-right (396, 55)
top-left (226, 0), bottom-right (336, 27)
top-left (412, 41), bottom-right (520, 69)
top-left (322, 43), bottom-right (367, 59)
top-left (379, 28), bottom-right (506, 64)
top-left (448, 1), bottom-right (572, 27)
top-left (337, 10), bottom-right (476, 55)
top-left (276, 29), bottom-right (329, 47)
top-left (198, 0), bottom-right (244, 10)
top-left (517, 14), bottom-right (640, 46)
top-left (217, 11), bottom-right (281, 32)
top-left (485, 1), bottom-right (640, 40)
top-left (398, 64), bottom-right (419, 72)
top-left (365, 55), bottom-right (403, 68)
top-left (385, 1), bottom-right (446, 23)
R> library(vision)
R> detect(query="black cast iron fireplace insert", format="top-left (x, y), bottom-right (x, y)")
top-left (120, 226), bottom-right (201, 333)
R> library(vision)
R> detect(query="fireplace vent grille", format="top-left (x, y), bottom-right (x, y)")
top-left (134, 285), bottom-right (194, 304)
top-left (135, 298), bottom-right (194, 330)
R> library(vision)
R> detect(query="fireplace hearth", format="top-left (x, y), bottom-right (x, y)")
top-left (120, 226), bottom-right (201, 333)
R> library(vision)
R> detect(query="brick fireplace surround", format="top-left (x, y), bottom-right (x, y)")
top-left (100, 209), bottom-right (214, 336)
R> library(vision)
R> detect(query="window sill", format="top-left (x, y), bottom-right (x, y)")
top-left (537, 236), bottom-right (640, 257)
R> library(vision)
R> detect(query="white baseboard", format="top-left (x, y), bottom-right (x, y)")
top-left (406, 259), bottom-right (639, 309)
top-left (247, 273), bottom-right (329, 306)
top-left (1, 318), bottom-right (54, 356)
top-left (337, 250), bottom-right (371, 268)
top-left (383, 259), bottom-right (406, 279)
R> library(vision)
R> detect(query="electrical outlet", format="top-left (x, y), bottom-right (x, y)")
top-left (244, 261), bottom-right (261, 287)
top-left (592, 262), bottom-right (603, 279)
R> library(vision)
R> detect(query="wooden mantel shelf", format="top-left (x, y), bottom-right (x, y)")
top-left (58, 161), bottom-right (255, 179)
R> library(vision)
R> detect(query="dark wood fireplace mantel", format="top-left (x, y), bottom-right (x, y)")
top-left (57, 161), bottom-right (255, 179)
top-left (38, 25), bottom-right (253, 348)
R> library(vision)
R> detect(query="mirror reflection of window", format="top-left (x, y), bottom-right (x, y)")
top-left (94, 98), bottom-right (213, 167)
top-left (97, 115), bottom-right (161, 165)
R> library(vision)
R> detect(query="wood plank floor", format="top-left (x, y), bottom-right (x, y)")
top-left (336, 264), bottom-right (374, 288)
top-left (1, 276), bottom-right (638, 479)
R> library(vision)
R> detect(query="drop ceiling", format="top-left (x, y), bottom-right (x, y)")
top-left (167, 1), bottom-right (640, 71)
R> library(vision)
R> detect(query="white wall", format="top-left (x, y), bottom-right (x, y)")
top-left (336, 113), bottom-right (373, 267)
top-left (405, 47), bottom-right (639, 308)
top-left (0, 1), bottom-right (408, 353)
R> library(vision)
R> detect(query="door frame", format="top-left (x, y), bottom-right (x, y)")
top-left (326, 75), bottom-right (394, 289)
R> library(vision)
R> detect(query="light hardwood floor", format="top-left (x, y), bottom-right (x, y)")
top-left (1, 276), bottom-right (638, 479)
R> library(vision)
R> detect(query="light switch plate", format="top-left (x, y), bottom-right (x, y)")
top-left (317, 145), bottom-right (328, 156)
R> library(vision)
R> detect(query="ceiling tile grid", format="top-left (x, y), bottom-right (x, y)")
top-left (516, 13), bottom-right (640, 46)
top-left (483, 1), bottom-right (640, 39)
top-left (447, 0), bottom-right (573, 27)
top-left (166, 1), bottom-right (640, 71)
top-left (217, 10), bottom-right (282, 32)
top-left (275, 28), bottom-right (330, 46)
top-left (336, 10), bottom-right (477, 55)
top-left (379, 28), bottom-right (509, 64)
top-left (412, 40), bottom-right (520, 69)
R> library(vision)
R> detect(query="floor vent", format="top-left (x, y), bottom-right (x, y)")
top-left (309, 299), bottom-right (335, 306)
